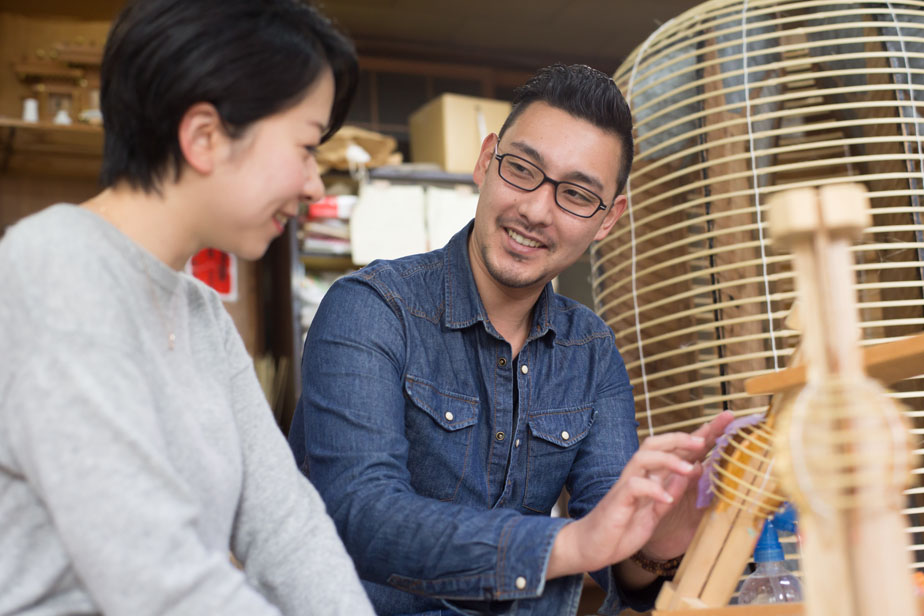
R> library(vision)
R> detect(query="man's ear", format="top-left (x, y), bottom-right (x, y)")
top-left (472, 132), bottom-right (499, 188)
top-left (177, 102), bottom-right (227, 176)
top-left (593, 194), bottom-right (628, 242)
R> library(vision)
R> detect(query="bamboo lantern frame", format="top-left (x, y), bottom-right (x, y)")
top-left (593, 0), bottom-right (924, 576)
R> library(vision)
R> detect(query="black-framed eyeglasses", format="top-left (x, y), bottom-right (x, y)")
top-left (492, 142), bottom-right (610, 219)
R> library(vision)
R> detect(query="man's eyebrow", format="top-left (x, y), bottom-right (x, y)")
top-left (508, 139), bottom-right (605, 193)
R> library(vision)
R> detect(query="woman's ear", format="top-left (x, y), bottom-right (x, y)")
top-left (177, 102), bottom-right (226, 176)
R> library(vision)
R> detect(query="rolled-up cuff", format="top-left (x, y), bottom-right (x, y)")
top-left (385, 515), bottom-right (572, 602)
top-left (596, 563), bottom-right (665, 615)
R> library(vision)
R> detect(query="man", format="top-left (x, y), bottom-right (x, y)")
top-left (288, 63), bottom-right (733, 615)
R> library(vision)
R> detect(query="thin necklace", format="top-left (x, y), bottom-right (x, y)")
top-left (140, 258), bottom-right (178, 351)
top-left (92, 201), bottom-right (179, 351)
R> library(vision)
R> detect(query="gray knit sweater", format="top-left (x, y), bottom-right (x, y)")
top-left (0, 205), bottom-right (374, 616)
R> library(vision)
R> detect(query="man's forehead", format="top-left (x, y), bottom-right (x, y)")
top-left (503, 103), bottom-right (622, 193)
top-left (505, 102), bottom-right (622, 155)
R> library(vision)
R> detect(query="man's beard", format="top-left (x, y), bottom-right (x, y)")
top-left (480, 242), bottom-right (548, 290)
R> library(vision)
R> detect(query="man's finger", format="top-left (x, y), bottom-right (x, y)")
top-left (626, 449), bottom-right (696, 479)
top-left (625, 475), bottom-right (676, 505)
top-left (639, 432), bottom-right (706, 454)
top-left (691, 410), bottom-right (735, 445)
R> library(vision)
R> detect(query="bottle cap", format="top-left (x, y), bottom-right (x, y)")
top-left (773, 502), bottom-right (798, 534)
top-left (753, 519), bottom-right (784, 563)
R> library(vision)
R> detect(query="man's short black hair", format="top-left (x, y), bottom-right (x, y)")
top-left (99, 0), bottom-right (358, 193)
top-left (498, 64), bottom-right (634, 197)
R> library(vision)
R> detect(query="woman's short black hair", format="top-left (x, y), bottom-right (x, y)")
top-left (498, 64), bottom-right (634, 197)
top-left (99, 0), bottom-right (358, 193)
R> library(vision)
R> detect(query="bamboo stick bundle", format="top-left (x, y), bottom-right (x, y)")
top-left (656, 336), bottom-right (797, 610)
top-left (656, 413), bottom-right (786, 610)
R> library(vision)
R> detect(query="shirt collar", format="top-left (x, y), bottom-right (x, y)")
top-left (442, 220), bottom-right (555, 339)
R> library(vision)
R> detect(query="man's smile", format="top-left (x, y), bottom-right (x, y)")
top-left (506, 227), bottom-right (545, 249)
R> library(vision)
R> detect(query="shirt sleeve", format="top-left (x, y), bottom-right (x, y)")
top-left (221, 312), bottom-right (375, 615)
top-left (4, 331), bottom-right (287, 616)
top-left (562, 338), bottom-right (664, 614)
top-left (289, 276), bottom-right (571, 604)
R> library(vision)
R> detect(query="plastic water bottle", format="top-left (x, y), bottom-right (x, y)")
top-left (737, 519), bottom-right (803, 605)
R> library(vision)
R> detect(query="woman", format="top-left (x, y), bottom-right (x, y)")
top-left (0, 1), bottom-right (373, 614)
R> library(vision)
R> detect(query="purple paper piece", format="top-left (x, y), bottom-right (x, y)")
top-left (695, 414), bottom-right (765, 509)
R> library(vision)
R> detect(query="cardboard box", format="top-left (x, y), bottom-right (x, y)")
top-left (408, 93), bottom-right (511, 174)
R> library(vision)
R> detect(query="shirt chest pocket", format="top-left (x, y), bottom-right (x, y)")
top-left (523, 406), bottom-right (596, 514)
top-left (404, 375), bottom-right (479, 502)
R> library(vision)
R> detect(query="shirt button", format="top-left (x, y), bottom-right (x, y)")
top-left (515, 576), bottom-right (527, 590)
top-left (495, 431), bottom-right (505, 441)
top-left (444, 411), bottom-right (454, 421)
top-left (515, 438), bottom-right (520, 448)
top-left (520, 365), bottom-right (528, 374)
top-left (561, 431), bottom-right (570, 441)
top-left (498, 357), bottom-right (507, 367)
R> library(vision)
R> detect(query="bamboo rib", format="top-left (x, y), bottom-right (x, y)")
top-left (604, 288), bottom-right (924, 344)
top-left (602, 263), bottom-right (924, 313)
top-left (598, 202), bottom-right (924, 272)
top-left (634, 57), bottom-right (924, 140)
top-left (599, 228), bottom-right (917, 285)
top-left (607, 173), bottom-right (924, 241)
top-left (604, 171), bottom-right (924, 239)
top-left (635, 365), bottom-right (783, 399)
top-left (633, 335), bottom-right (785, 367)
top-left (633, 108), bottom-right (921, 169)
top-left (635, 86), bottom-right (924, 158)
top-left (631, 155), bottom-right (919, 221)
top-left (629, 314), bottom-right (794, 350)
top-left (618, 2), bottom-right (924, 84)
top-left (643, 352), bottom-right (787, 386)
top-left (603, 293), bottom-right (797, 334)
top-left (638, 393), bottom-right (757, 422)
top-left (625, 19), bottom-right (924, 104)
top-left (596, 224), bottom-right (924, 289)
top-left (637, 131), bottom-right (924, 198)
top-left (594, 217), bottom-right (921, 285)
top-left (604, 260), bottom-right (923, 311)
top-left (635, 330), bottom-right (924, 381)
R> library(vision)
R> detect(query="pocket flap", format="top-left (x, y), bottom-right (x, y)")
top-left (405, 375), bottom-right (478, 431)
top-left (528, 407), bottom-right (595, 447)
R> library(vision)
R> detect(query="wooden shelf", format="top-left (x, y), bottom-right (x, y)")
top-left (368, 165), bottom-right (475, 185)
top-left (0, 117), bottom-right (102, 134)
top-left (0, 117), bottom-right (102, 176)
top-left (299, 254), bottom-right (355, 271)
top-left (12, 61), bottom-right (85, 81)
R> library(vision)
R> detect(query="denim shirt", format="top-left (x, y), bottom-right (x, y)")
top-left (289, 222), bottom-right (655, 616)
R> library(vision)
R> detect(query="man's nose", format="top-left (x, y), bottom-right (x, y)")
top-left (516, 179), bottom-right (557, 226)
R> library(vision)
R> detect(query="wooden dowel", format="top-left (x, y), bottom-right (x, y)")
top-left (745, 331), bottom-right (924, 394)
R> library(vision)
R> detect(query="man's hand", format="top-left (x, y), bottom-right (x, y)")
top-left (546, 410), bottom-right (734, 579)
top-left (639, 410), bottom-right (734, 561)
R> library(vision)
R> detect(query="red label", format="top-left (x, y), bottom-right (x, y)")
top-left (189, 248), bottom-right (234, 295)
